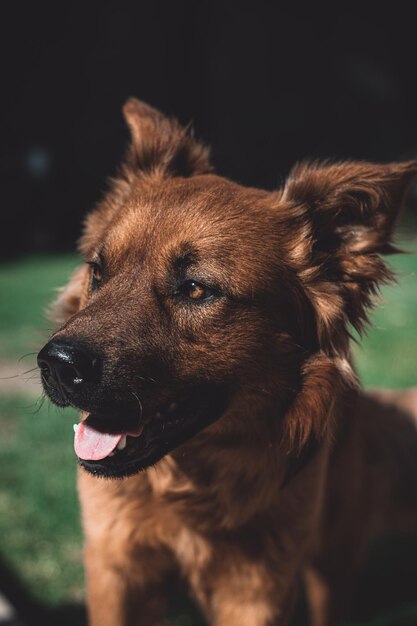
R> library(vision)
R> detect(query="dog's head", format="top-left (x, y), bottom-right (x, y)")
top-left (37, 99), bottom-right (417, 478)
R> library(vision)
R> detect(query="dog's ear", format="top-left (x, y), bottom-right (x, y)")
top-left (281, 160), bottom-right (417, 347)
top-left (50, 264), bottom-right (89, 324)
top-left (122, 98), bottom-right (211, 178)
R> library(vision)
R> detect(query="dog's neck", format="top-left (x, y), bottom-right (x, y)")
top-left (147, 355), bottom-right (355, 530)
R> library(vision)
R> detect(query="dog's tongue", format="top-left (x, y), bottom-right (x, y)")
top-left (74, 421), bottom-right (124, 461)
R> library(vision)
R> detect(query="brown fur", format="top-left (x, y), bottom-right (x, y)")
top-left (44, 100), bottom-right (417, 625)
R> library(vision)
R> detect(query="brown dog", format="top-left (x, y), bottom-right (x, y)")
top-left (37, 99), bottom-right (417, 626)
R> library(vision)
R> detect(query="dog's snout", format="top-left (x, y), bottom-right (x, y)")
top-left (37, 341), bottom-right (100, 395)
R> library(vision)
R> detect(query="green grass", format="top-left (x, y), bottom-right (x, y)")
top-left (0, 394), bottom-right (83, 606)
top-left (353, 239), bottom-right (417, 387)
top-left (0, 254), bottom-right (84, 612)
top-left (0, 254), bottom-right (79, 360)
top-left (0, 247), bottom-right (416, 623)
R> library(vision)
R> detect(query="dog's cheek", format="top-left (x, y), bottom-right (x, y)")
top-left (169, 308), bottom-right (279, 382)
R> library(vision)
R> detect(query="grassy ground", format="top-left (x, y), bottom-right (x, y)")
top-left (353, 239), bottom-right (417, 388)
top-left (0, 246), bottom-right (416, 625)
top-left (0, 395), bottom-right (82, 604)
top-left (0, 254), bottom-right (79, 360)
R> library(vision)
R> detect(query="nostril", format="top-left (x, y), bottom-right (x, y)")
top-left (58, 364), bottom-right (84, 389)
top-left (38, 360), bottom-right (52, 381)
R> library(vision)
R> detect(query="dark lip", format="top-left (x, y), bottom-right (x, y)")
top-left (77, 387), bottom-right (229, 478)
top-left (40, 370), bottom-right (144, 422)
top-left (40, 369), bottom-right (229, 478)
top-left (84, 411), bottom-right (143, 435)
top-left (41, 373), bottom-right (141, 416)
top-left (79, 416), bottom-right (210, 478)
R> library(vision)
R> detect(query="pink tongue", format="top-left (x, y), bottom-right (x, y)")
top-left (74, 421), bottom-right (124, 461)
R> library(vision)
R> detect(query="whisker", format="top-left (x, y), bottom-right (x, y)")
top-left (25, 375), bottom-right (42, 384)
top-left (18, 352), bottom-right (38, 363)
top-left (26, 393), bottom-right (47, 416)
top-left (0, 366), bottom-right (39, 381)
top-left (137, 375), bottom-right (157, 384)
top-left (23, 370), bottom-right (41, 380)
top-left (131, 391), bottom-right (143, 421)
top-left (33, 394), bottom-right (46, 416)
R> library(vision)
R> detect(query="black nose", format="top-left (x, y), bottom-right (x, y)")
top-left (37, 341), bottom-right (100, 395)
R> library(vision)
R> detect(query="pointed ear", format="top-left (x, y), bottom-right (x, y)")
top-left (282, 160), bottom-right (417, 345)
top-left (122, 98), bottom-right (211, 178)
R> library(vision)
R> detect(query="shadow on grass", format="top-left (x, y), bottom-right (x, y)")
top-left (0, 555), bottom-right (86, 626)
top-left (0, 554), bottom-right (205, 626)
top-left (2, 537), bottom-right (417, 626)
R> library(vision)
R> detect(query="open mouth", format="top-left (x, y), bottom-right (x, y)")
top-left (74, 388), bottom-right (228, 478)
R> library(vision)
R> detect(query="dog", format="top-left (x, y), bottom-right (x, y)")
top-left (37, 99), bottom-right (417, 626)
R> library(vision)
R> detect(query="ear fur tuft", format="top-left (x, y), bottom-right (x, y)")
top-left (282, 353), bottom-right (358, 453)
top-left (122, 98), bottom-right (211, 178)
top-left (49, 264), bottom-right (88, 324)
top-left (282, 160), bottom-right (417, 351)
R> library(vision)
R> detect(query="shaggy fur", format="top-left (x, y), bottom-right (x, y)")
top-left (40, 99), bottom-right (417, 626)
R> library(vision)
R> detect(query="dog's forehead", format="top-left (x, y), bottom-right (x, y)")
top-left (102, 175), bottom-right (281, 270)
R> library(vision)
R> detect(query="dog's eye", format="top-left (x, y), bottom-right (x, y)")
top-left (87, 261), bottom-right (103, 290)
top-left (177, 280), bottom-right (215, 302)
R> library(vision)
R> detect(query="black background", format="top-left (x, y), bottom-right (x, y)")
top-left (2, 2), bottom-right (417, 258)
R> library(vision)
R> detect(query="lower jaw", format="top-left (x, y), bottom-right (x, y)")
top-left (75, 384), bottom-right (230, 478)
top-left (79, 443), bottom-right (167, 478)
top-left (78, 415), bottom-right (217, 479)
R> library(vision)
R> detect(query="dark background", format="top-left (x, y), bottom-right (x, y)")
top-left (2, 2), bottom-right (417, 258)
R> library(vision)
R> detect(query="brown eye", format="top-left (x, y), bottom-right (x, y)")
top-left (178, 280), bottom-right (216, 302)
top-left (87, 261), bottom-right (103, 290)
